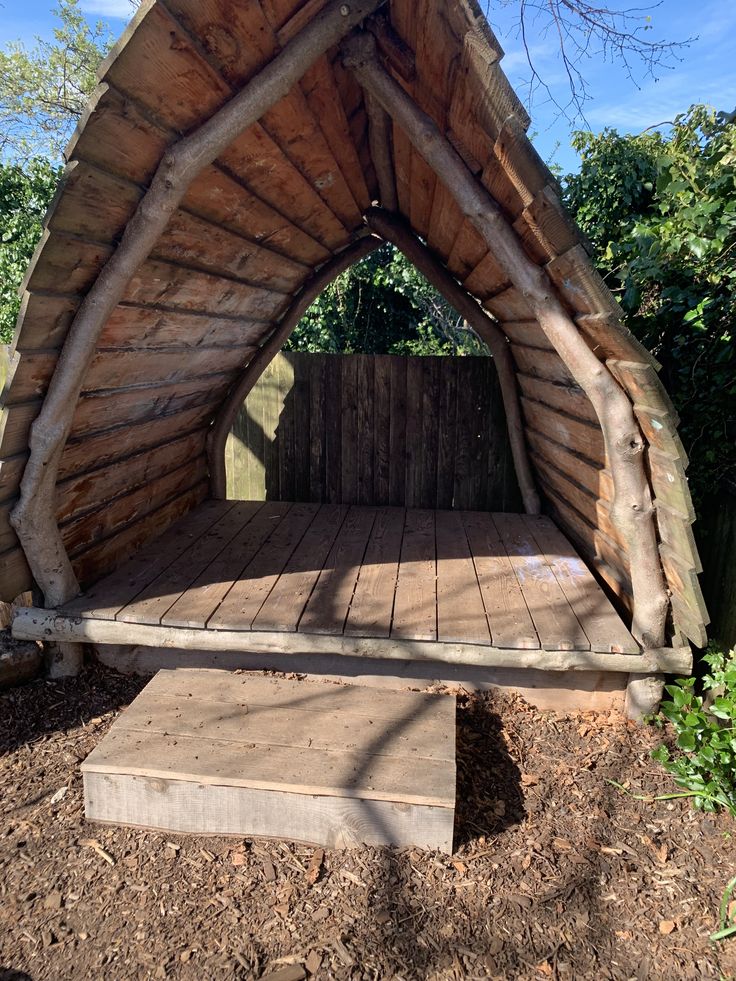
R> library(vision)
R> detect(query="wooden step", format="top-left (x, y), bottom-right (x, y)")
top-left (81, 669), bottom-right (457, 851)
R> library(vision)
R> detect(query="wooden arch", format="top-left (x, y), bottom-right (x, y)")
top-left (0, 0), bottom-right (707, 670)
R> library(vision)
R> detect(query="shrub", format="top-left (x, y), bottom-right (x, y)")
top-left (652, 645), bottom-right (736, 816)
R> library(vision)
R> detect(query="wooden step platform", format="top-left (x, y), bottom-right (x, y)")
top-left (82, 669), bottom-right (457, 850)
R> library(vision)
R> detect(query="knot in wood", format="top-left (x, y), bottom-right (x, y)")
top-left (340, 3), bottom-right (350, 14)
top-left (615, 431), bottom-right (645, 460)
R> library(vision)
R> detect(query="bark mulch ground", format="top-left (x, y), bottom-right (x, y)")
top-left (1, 663), bottom-right (734, 980)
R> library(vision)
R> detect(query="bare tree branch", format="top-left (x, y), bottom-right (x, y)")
top-left (486, 0), bottom-right (695, 124)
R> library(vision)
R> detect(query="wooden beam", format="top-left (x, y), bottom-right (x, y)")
top-left (344, 33), bottom-right (669, 649)
top-left (365, 209), bottom-right (540, 515)
top-left (207, 236), bottom-right (382, 499)
top-left (365, 93), bottom-right (398, 209)
top-left (625, 672), bottom-right (665, 721)
top-left (12, 607), bottom-right (692, 674)
top-left (10, 0), bottom-right (388, 622)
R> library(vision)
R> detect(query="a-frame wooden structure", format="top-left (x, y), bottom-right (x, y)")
top-left (1, 0), bottom-right (707, 715)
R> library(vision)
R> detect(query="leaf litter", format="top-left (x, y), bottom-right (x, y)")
top-left (1, 663), bottom-right (734, 979)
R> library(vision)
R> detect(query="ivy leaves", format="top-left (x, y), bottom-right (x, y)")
top-left (564, 105), bottom-right (736, 501)
top-left (286, 244), bottom-right (486, 356)
top-left (652, 646), bottom-right (736, 817)
top-left (0, 158), bottom-right (63, 344)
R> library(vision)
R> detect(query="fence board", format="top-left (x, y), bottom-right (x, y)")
top-left (227, 352), bottom-right (519, 512)
top-left (697, 487), bottom-right (736, 649)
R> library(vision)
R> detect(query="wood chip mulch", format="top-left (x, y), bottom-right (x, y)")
top-left (1, 663), bottom-right (734, 980)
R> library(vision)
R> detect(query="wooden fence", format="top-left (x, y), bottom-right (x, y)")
top-left (697, 485), bottom-right (736, 650)
top-left (225, 352), bottom-right (521, 512)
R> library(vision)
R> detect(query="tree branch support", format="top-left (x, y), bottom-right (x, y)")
top-left (365, 92), bottom-right (398, 209)
top-left (10, 0), bottom-right (387, 623)
top-left (343, 31), bottom-right (668, 648)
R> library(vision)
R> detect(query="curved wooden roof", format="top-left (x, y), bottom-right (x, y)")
top-left (0, 0), bottom-right (706, 646)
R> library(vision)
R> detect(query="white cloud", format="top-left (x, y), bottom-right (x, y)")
top-left (79, 0), bottom-right (136, 18)
top-left (587, 69), bottom-right (736, 131)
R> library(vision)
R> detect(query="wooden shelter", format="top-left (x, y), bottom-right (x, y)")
top-left (1, 0), bottom-right (707, 716)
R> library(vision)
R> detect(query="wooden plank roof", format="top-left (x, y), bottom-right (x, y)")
top-left (0, 0), bottom-right (706, 647)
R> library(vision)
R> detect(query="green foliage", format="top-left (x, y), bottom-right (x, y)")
top-left (0, 158), bottom-right (62, 344)
top-left (564, 106), bottom-right (736, 500)
top-left (287, 243), bottom-right (487, 356)
top-left (0, 0), bottom-right (115, 162)
top-left (651, 645), bottom-right (736, 817)
top-left (711, 876), bottom-right (736, 942)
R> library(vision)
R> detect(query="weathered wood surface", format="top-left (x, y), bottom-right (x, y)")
top-left (10, 0), bottom-right (388, 616)
top-left (344, 30), bottom-right (669, 650)
top-left (84, 772), bottom-right (455, 850)
top-left (0, 0), bottom-right (704, 657)
top-left (226, 352), bottom-right (522, 511)
top-left (44, 499), bottom-right (643, 656)
top-left (91, 647), bottom-right (633, 715)
top-left (82, 670), bottom-right (456, 850)
top-left (14, 607), bottom-right (691, 673)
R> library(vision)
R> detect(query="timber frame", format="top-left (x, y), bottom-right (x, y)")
top-left (0, 0), bottom-right (708, 713)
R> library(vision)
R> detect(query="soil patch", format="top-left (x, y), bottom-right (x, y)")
top-left (1, 664), bottom-right (734, 980)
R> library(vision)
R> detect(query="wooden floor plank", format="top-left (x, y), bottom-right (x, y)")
top-left (252, 504), bottom-right (348, 632)
top-left (163, 501), bottom-right (291, 628)
top-left (435, 510), bottom-right (491, 645)
top-left (141, 669), bottom-right (452, 722)
top-left (117, 503), bottom-right (263, 625)
top-left (82, 725), bottom-right (454, 808)
top-left (461, 510), bottom-right (539, 650)
top-left (522, 514), bottom-right (639, 653)
top-left (493, 513), bottom-right (590, 651)
top-left (61, 500), bottom-right (634, 659)
top-left (344, 507), bottom-right (404, 638)
top-left (114, 690), bottom-right (454, 762)
top-left (299, 506), bottom-right (377, 635)
top-left (391, 509), bottom-right (437, 641)
top-left (62, 500), bottom-right (233, 619)
top-left (208, 503), bottom-right (319, 630)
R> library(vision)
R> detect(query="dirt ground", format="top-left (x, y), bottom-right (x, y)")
top-left (1, 663), bottom-right (734, 981)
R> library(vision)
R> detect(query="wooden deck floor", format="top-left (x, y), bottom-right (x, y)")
top-left (61, 500), bottom-right (638, 655)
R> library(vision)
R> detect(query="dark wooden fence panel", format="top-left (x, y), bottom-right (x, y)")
top-left (226, 352), bottom-right (521, 512)
top-left (697, 486), bottom-right (736, 650)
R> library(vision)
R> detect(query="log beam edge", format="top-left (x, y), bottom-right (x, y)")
top-left (343, 32), bottom-right (669, 648)
top-left (625, 672), bottom-right (665, 722)
top-left (11, 608), bottom-right (693, 676)
top-left (10, 0), bottom-right (388, 613)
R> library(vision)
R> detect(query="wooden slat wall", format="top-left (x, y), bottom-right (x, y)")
top-left (226, 352), bottom-right (522, 512)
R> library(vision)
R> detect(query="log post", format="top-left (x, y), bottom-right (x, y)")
top-left (625, 673), bottom-right (665, 721)
top-left (208, 235), bottom-right (382, 499)
top-left (365, 93), bottom-right (398, 210)
top-left (10, 0), bottom-right (387, 616)
top-left (365, 208), bottom-right (540, 515)
top-left (343, 32), bottom-right (669, 649)
top-left (46, 642), bottom-right (84, 679)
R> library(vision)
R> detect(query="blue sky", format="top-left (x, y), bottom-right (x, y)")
top-left (2, 0), bottom-right (734, 172)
